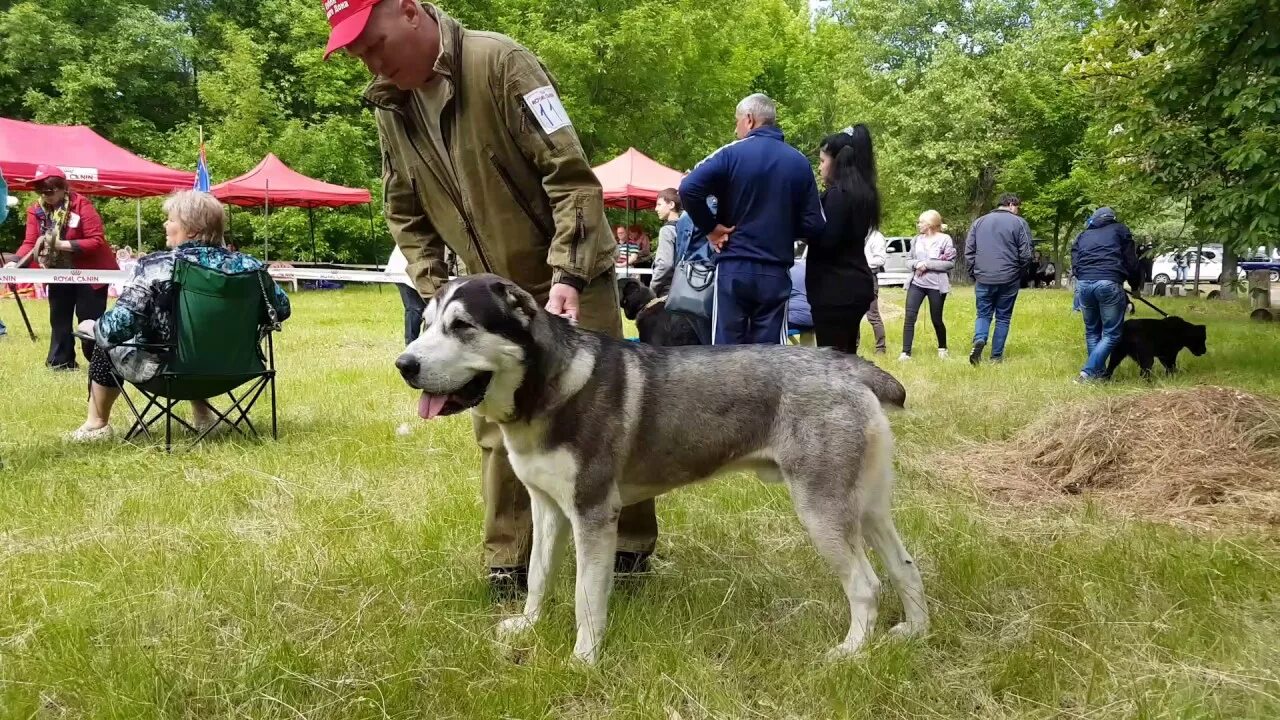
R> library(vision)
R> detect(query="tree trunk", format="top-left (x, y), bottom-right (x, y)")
top-left (1220, 245), bottom-right (1237, 300)
top-left (1192, 239), bottom-right (1204, 296)
top-left (1052, 208), bottom-right (1063, 288)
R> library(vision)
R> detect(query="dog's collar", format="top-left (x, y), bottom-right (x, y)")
top-left (642, 296), bottom-right (665, 313)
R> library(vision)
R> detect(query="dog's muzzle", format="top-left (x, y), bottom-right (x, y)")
top-left (396, 354), bottom-right (492, 420)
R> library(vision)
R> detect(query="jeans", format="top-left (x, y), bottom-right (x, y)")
top-left (1076, 279), bottom-right (1128, 378)
top-left (972, 281), bottom-right (1021, 358)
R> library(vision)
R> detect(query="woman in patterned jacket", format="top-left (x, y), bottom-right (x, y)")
top-left (69, 191), bottom-right (291, 442)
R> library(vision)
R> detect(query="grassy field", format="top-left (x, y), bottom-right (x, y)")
top-left (1, 284), bottom-right (1278, 719)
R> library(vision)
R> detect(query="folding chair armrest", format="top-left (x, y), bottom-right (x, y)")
top-left (76, 333), bottom-right (171, 353)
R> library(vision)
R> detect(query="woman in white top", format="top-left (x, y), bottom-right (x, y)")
top-left (900, 210), bottom-right (956, 359)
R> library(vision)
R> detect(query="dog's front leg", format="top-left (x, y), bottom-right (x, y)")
top-left (498, 486), bottom-right (568, 640)
top-left (569, 503), bottom-right (620, 665)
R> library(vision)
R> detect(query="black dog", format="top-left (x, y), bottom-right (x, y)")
top-left (1106, 316), bottom-right (1207, 380)
top-left (617, 277), bottom-right (706, 346)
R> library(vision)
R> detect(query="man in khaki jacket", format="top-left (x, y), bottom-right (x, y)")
top-left (324, 0), bottom-right (658, 595)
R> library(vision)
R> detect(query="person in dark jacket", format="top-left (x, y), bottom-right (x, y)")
top-left (965, 192), bottom-right (1033, 364)
top-left (5, 165), bottom-right (120, 369)
top-left (1072, 206), bottom-right (1143, 382)
top-left (679, 93), bottom-right (825, 345)
top-left (805, 126), bottom-right (878, 354)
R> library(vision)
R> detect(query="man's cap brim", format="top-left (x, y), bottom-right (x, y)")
top-left (323, 5), bottom-right (375, 60)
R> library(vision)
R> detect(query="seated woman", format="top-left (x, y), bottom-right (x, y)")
top-left (70, 191), bottom-right (291, 442)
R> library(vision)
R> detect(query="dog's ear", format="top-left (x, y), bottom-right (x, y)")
top-left (491, 277), bottom-right (540, 326)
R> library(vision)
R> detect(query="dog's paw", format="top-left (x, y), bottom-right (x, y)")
top-left (572, 633), bottom-right (602, 666)
top-left (496, 615), bottom-right (536, 640)
top-left (823, 642), bottom-right (867, 662)
top-left (886, 621), bottom-right (927, 639)
top-left (571, 646), bottom-right (601, 666)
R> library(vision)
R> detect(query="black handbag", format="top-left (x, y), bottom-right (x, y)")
top-left (665, 246), bottom-right (716, 319)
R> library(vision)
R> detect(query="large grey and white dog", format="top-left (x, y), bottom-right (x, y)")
top-left (395, 274), bottom-right (928, 664)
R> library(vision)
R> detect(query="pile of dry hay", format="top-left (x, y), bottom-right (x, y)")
top-left (948, 386), bottom-right (1280, 530)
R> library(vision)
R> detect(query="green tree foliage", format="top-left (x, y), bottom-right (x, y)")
top-left (1077, 0), bottom-right (1280, 275)
top-left (1, 0), bottom-right (1274, 273)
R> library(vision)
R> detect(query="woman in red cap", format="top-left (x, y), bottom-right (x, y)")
top-left (4, 165), bottom-right (120, 370)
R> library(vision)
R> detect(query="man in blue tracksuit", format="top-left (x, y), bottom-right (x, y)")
top-left (679, 93), bottom-right (825, 345)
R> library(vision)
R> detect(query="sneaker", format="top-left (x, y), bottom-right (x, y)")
top-left (68, 425), bottom-right (114, 443)
top-left (937, 349), bottom-right (949, 360)
top-left (488, 566), bottom-right (528, 600)
top-left (969, 341), bottom-right (985, 366)
top-left (898, 352), bottom-right (912, 361)
top-left (1074, 371), bottom-right (1098, 385)
top-left (614, 551), bottom-right (652, 575)
top-left (991, 356), bottom-right (1004, 364)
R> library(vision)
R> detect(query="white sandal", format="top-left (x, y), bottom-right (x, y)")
top-left (68, 425), bottom-right (114, 443)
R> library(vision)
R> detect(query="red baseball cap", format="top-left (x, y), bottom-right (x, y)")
top-left (32, 164), bottom-right (67, 185)
top-left (323, 0), bottom-right (379, 60)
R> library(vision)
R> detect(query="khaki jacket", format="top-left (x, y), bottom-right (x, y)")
top-left (365, 6), bottom-right (616, 299)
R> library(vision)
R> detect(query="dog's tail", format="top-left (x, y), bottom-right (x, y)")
top-left (850, 359), bottom-right (907, 410)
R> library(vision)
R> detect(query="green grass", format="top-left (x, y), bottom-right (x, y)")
top-left (1, 285), bottom-right (1278, 719)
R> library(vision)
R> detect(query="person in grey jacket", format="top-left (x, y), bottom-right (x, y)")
top-left (649, 188), bottom-right (681, 296)
top-left (965, 193), bottom-right (1033, 364)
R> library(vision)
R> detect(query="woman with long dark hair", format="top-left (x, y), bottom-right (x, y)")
top-left (806, 126), bottom-right (879, 353)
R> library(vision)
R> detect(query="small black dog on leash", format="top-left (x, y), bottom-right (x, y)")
top-left (616, 277), bottom-right (706, 347)
top-left (1106, 315), bottom-right (1207, 380)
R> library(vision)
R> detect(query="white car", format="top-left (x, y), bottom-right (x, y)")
top-left (884, 236), bottom-right (915, 274)
top-left (1150, 245), bottom-right (1245, 285)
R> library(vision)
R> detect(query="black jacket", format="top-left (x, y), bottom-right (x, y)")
top-left (1071, 207), bottom-right (1143, 289)
top-left (806, 186), bottom-right (876, 308)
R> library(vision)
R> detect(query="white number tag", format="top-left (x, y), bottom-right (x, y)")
top-left (523, 86), bottom-right (571, 135)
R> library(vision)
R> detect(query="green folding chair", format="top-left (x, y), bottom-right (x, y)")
top-left (109, 259), bottom-right (282, 452)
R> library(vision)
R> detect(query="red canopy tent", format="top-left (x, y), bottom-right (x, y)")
top-left (592, 148), bottom-right (685, 210)
top-left (0, 118), bottom-right (195, 197)
top-left (210, 153), bottom-right (373, 262)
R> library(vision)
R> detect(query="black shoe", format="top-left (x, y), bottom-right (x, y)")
top-left (488, 566), bottom-right (528, 600)
top-left (614, 551), bottom-right (652, 575)
top-left (969, 342), bottom-right (985, 366)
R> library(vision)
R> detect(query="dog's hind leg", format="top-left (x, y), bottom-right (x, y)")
top-left (859, 416), bottom-right (928, 639)
top-left (782, 462), bottom-right (880, 660)
top-left (498, 486), bottom-right (570, 640)
top-left (569, 501), bottom-right (620, 665)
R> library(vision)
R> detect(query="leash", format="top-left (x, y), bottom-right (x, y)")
top-left (1128, 291), bottom-right (1170, 318)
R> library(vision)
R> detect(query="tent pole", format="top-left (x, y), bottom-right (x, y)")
top-left (264, 179), bottom-right (270, 262)
top-left (135, 199), bottom-right (142, 252)
top-left (308, 206), bottom-right (316, 263)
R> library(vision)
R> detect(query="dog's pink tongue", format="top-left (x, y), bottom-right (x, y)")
top-left (418, 393), bottom-right (450, 420)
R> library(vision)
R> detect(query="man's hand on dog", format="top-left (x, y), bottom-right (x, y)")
top-left (546, 283), bottom-right (580, 324)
